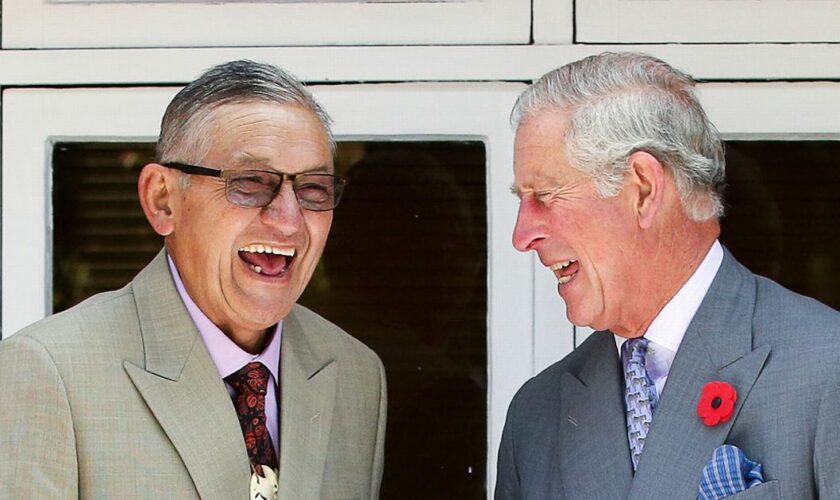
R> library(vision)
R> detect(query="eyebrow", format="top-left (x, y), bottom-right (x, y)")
top-left (230, 154), bottom-right (276, 171)
top-left (510, 183), bottom-right (568, 200)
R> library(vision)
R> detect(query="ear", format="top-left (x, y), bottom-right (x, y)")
top-left (138, 163), bottom-right (178, 236)
top-left (626, 151), bottom-right (666, 229)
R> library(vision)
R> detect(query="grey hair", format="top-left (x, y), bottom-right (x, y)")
top-left (512, 52), bottom-right (725, 221)
top-left (156, 59), bottom-right (334, 165)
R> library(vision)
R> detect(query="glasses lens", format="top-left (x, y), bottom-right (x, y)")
top-left (294, 174), bottom-right (345, 211)
top-left (225, 170), bottom-right (280, 208)
top-left (224, 170), bottom-right (345, 210)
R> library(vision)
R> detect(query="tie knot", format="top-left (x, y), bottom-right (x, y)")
top-left (622, 337), bottom-right (649, 365)
top-left (226, 361), bottom-right (271, 396)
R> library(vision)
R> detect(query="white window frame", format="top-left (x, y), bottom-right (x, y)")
top-left (0, 82), bottom-right (546, 494)
top-left (576, 0), bottom-right (840, 44)
top-left (2, 0), bottom-right (530, 49)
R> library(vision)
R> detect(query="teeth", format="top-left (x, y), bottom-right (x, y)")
top-left (250, 265), bottom-right (263, 274)
top-left (549, 259), bottom-right (578, 285)
top-left (239, 245), bottom-right (295, 257)
top-left (549, 259), bottom-right (576, 271)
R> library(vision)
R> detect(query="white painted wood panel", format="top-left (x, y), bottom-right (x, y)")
top-left (1, 45), bottom-right (840, 86)
top-left (578, 0), bottom-right (840, 43)
top-left (532, 0), bottom-right (574, 44)
top-left (2, 0), bottom-right (530, 48)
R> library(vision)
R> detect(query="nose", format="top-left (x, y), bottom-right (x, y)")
top-left (512, 197), bottom-right (547, 252)
top-left (259, 181), bottom-right (304, 233)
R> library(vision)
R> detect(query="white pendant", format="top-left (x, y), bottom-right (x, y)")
top-left (250, 466), bottom-right (278, 500)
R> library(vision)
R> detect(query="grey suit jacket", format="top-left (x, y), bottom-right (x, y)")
top-left (0, 250), bottom-right (386, 499)
top-left (496, 250), bottom-right (840, 499)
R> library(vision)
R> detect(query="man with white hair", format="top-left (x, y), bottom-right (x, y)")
top-left (496, 52), bottom-right (840, 499)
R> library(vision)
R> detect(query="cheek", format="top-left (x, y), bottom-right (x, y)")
top-left (587, 201), bottom-right (635, 242)
top-left (590, 232), bottom-right (636, 297)
top-left (197, 216), bottom-right (252, 268)
top-left (575, 211), bottom-right (632, 284)
top-left (306, 213), bottom-right (333, 248)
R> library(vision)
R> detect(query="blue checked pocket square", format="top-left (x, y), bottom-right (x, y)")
top-left (697, 445), bottom-right (764, 500)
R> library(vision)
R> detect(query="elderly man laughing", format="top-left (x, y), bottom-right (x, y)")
top-left (0, 60), bottom-right (385, 500)
top-left (497, 52), bottom-right (840, 500)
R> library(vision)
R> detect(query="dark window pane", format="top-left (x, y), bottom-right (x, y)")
top-left (52, 143), bottom-right (159, 312)
top-left (722, 140), bottom-right (840, 310)
top-left (52, 140), bottom-right (488, 499)
top-left (300, 141), bottom-right (487, 500)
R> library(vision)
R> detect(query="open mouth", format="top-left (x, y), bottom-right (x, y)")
top-left (238, 244), bottom-right (295, 277)
top-left (549, 259), bottom-right (579, 285)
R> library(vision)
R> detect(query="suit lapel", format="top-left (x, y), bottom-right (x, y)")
top-left (629, 251), bottom-right (771, 499)
top-left (123, 250), bottom-right (250, 500)
top-left (559, 332), bottom-right (633, 499)
top-left (277, 307), bottom-right (337, 500)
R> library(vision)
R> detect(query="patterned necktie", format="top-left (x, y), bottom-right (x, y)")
top-left (621, 337), bottom-right (659, 471)
top-left (226, 362), bottom-right (278, 474)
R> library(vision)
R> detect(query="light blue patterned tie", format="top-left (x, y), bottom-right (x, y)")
top-left (622, 337), bottom-right (659, 471)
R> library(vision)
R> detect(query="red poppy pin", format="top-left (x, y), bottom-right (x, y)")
top-left (696, 381), bottom-right (737, 426)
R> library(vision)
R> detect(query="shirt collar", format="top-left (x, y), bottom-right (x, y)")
top-left (614, 240), bottom-right (724, 356)
top-left (166, 253), bottom-right (282, 382)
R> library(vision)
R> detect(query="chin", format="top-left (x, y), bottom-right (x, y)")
top-left (252, 303), bottom-right (291, 323)
top-left (566, 310), bottom-right (599, 331)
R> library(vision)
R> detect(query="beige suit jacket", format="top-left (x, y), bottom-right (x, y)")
top-left (0, 250), bottom-right (386, 499)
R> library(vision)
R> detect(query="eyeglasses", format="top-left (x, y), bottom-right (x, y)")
top-left (163, 162), bottom-right (346, 211)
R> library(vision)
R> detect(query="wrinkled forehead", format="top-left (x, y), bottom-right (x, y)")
top-left (513, 110), bottom-right (576, 186)
top-left (205, 101), bottom-right (329, 137)
top-left (514, 108), bottom-right (572, 153)
top-left (202, 102), bottom-right (334, 170)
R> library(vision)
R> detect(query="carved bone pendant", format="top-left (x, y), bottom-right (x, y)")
top-left (250, 466), bottom-right (278, 500)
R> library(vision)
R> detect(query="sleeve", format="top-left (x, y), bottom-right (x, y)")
top-left (814, 365), bottom-right (840, 498)
top-left (369, 356), bottom-right (387, 500)
top-left (0, 335), bottom-right (79, 497)
top-left (494, 393), bottom-right (522, 500)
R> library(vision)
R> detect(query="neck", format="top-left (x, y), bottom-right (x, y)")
top-left (613, 217), bottom-right (720, 338)
top-left (227, 327), bottom-right (272, 355)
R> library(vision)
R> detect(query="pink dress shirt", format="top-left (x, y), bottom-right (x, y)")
top-left (167, 255), bottom-right (282, 456)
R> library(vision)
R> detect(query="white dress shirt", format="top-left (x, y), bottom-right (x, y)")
top-left (615, 240), bottom-right (724, 397)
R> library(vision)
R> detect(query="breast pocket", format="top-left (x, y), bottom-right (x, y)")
top-left (723, 480), bottom-right (781, 499)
